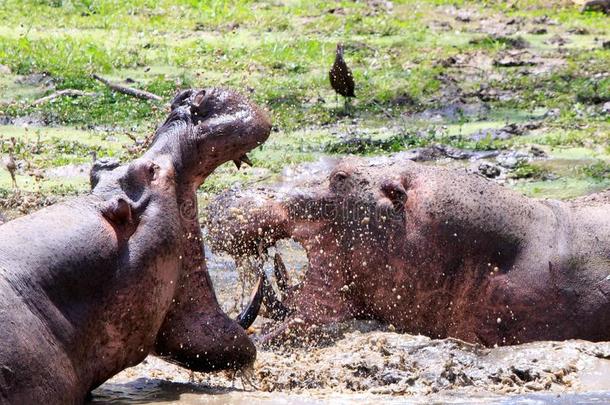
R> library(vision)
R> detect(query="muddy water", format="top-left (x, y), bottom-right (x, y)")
top-left (91, 244), bottom-right (610, 404)
top-left (91, 333), bottom-right (610, 404)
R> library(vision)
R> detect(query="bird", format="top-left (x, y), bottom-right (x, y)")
top-left (329, 43), bottom-right (355, 112)
top-left (2, 150), bottom-right (17, 189)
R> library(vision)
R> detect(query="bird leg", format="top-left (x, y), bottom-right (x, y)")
top-left (343, 97), bottom-right (352, 115)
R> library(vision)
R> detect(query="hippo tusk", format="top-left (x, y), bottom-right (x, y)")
top-left (262, 269), bottom-right (291, 321)
top-left (273, 253), bottom-right (290, 298)
top-left (233, 154), bottom-right (253, 169)
top-left (236, 247), bottom-right (292, 327)
top-left (235, 270), bottom-right (264, 329)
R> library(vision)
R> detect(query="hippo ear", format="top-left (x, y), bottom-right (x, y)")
top-left (170, 89), bottom-right (195, 111)
top-left (191, 90), bottom-right (206, 107)
top-left (101, 197), bottom-right (133, 228)
top-left (189, 90), bottom-right (209, 121)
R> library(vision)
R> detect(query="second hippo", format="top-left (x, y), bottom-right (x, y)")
top-left (207, 155), bottom-right (610, 347)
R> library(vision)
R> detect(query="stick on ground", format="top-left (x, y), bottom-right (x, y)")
top-left (32, 89), bottom-right (97, 106)
top-left (92, 74), bottom-right (163, 101)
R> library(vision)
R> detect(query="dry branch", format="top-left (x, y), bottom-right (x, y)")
top-left (91, 74), bottom-right (163, 101)
top-left (32, 89), bottom-right (97, 106)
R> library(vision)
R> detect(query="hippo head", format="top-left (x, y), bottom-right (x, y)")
top-left (94, 88), bottom-right (271, 371)
top-left (145, 88), bottom-right (271, 189)
top-left (206, 156), bottom-right (418, 343)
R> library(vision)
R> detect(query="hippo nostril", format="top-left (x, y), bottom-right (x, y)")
top-left (381, 180), bottom-right (408, 211)
top-left (331, 171), bottom-right (348, 182)
top-left (330, 171), bottom-right (351, 194)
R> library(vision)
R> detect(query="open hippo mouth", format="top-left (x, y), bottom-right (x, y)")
top-left (206, 159), bottom-right (407, 340)
top-left (141, 87), bottom-right (274, 371)
top-left (206, 188), bottom-right (303, 330)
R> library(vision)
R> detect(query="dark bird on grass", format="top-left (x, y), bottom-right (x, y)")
top-left (329, 43), bottom-right (355, 111)
top-left (2, 150), bottom-right (17, 189)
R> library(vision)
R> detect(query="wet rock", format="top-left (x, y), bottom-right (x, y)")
top-left (478, 162), bottom-right (501, 178)
top-left (533, 15), bottom-right (558, 25)
top-left (455, 11), bottom-right (473, 22)
top-left (15, 72), bottom-right (54, 87)
top-left (530, 146), bottom-right (547, 158)
top-left (475, 86), bottom-right (516, 102)
top-left (580, 0), bottom-right (610, 14)
top-left (441, 51), bottom-right (494, 72)
top-left (544, 108), bottom-right (561, 118)
top-left (529, 27), bottom-right (548, 35)
top-left (496, 150), bottom-right (529, 169)
top-left (397, 147), bottom-right (442, 162)
top-left (470, 126), bottom-right (515, 142)
top-left (546, 35), bottom-right (570, 46)
top-left (494, 52), bottom-right (537, 67)
top-left (11, 114), bottom-right (47, 127)
top-left (398, 145), bottom-right (499, 162)
top-left (567, 27), bottom-right (590, 35)
top-left (469, 122), bottom-right (540, 142)
top-left (602, 101), bottom-right (610, 115)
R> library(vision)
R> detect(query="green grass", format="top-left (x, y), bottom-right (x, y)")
top-left (0, 0), bottom-right (608, 213)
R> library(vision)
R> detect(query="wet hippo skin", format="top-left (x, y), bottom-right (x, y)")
top-left (0, 157), bottom-right (182, 404)
top-left (0, 88), bottom-right (271, 404)
top-left (207, 156), bottom-right (610, 347)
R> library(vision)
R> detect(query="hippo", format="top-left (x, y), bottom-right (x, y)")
top-left (149, 88), bottom-right (270, 372)
top-left (207, 155), bottom-right (610, 347)
top-left (0, 88), bottom-right (270, 404)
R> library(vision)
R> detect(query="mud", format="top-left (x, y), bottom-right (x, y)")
top-left (254, 326), bottom-right (610, 396)
top-left (92, 329), bottom-right (610, 403)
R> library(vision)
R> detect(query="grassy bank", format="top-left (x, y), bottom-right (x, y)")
top-left (0, 0), bottom-right (608, 216)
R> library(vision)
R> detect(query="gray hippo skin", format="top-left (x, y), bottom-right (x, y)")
top-left (207, 156), bottom-right (610, 347)
top-left (0, 88), bottom-right (270, 404)
top-left (0, 157), bottom-right (181, 404)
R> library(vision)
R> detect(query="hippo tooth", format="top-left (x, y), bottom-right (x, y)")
top-left (233, 154), bottom-right (253, 169)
